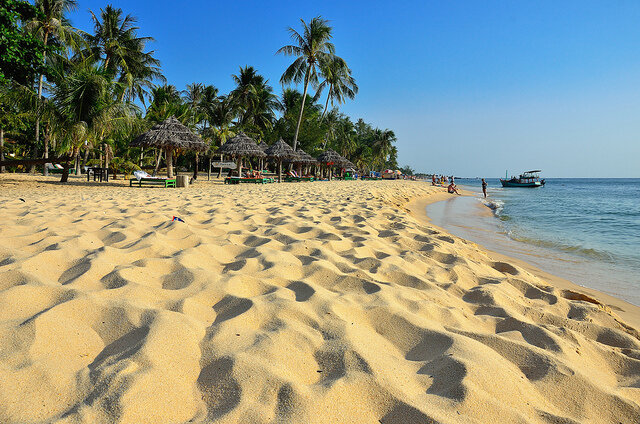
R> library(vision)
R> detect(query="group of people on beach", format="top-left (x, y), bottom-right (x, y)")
top-left (431, 174), bottom-right (453, 186)
top-left (432, 174), bottom-right (489, 198)
top-left (432, 174), bottom-right (461, 195)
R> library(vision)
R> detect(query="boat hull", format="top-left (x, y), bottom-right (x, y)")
top-left (500, 179), bottom-right (544, 187)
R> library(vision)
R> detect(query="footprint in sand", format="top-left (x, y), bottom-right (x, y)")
top-left (287, 281), bottom-right (315, 302)
top-left (491, 261), bottom-right (519, 275)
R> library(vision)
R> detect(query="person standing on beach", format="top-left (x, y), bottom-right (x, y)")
top-left (482, 178), bottom-right (487, 198)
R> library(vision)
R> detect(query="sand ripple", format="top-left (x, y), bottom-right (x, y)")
top-left (0, 177), bottom-right (639, 423)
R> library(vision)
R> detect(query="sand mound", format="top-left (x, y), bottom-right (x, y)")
top-left (0, 175), bottom-right (639, 423)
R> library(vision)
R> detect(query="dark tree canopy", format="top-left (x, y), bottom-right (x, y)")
top-left (0, 0), bottom-right (48, 85)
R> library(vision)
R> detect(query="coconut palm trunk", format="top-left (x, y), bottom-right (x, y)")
top-left (105, 144), bottom-right (111, 172)
top-left (292, 70), bottom-right (310, 152)
top-left (73, 145), bottom-right (81, 176)
top-left (166, 148), bottom-right (174, 178)
top-left (33, 31), bottom-right (50, 175)
top-left (82, 146), bottom-right (90, 169)
top-left (217, 154), bottom-right (224, 178)
top-left (43, 124), bottom-right (50, 176)
top-left (0, 127), bottom-right (4, 173)
top-left (193, 153), bottom-right (199, 180)
top-left (153, 149), bottom-right (162, 176)
top-left (61, 163), bottom-right (70, 182)
top-left (321, 84), bottom-right (332, 121)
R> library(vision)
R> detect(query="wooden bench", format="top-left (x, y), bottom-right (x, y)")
top-left (285, 176), bottom-right (315, 182)
top-left (130, 178), bottom-right (176, 188)
top-left (224, 177), bottom-right (270, 184)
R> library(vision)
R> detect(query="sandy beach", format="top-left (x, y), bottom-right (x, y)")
top-left (1, 175), bottom-right (640, 423)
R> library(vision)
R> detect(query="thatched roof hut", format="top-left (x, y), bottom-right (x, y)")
top-left (293, 148), bottom-right (317, 164)
top-left (264, 139), bottom-right (297, 182)
top-left (258, 141), bottom-right (269, 152)
top-left (217, 132), bottom-right (265, 177)
top-left (317, 149), bottom-right (352, 180)
top-left (317, 148), bottom-right (347, 165)
top-left (131, 116), bottom-right (208, 178)
top-left (343, 159), bottom-right (357, 169)
top-left (218, 132), bottom-right (266, 158)
top-left (264, 139), bottom-right (297, 160)
top-left (131, 116), bottom-right (208, 151)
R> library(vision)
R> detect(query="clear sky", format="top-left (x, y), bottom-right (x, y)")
top-left (68, 1), bottom-right (640, 177)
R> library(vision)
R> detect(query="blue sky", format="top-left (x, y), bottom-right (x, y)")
top-left (68, 1), bottom-right (640, 177)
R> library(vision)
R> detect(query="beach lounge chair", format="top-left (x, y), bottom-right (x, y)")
top-left (129, 170), bottom-right (176, 187)
top-left (224, 176), bottom-right (270, 184)
top-left (46, 163), bottom-right (76, 174)
top-left (284, 170), bottom-right (303, 182)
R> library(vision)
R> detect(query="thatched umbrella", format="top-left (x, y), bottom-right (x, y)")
top-left (218, 132), bottom-right (265, 177)
top-left (317, 148), bottom-right (349, 180)
top-left (131, 116), bottom-right (208, 178)
top-left (258, 141), bottom-right (269, 171)
top-left (264, 139), bottom-right (297, 182)
top-left (294, 149), bottom-right (316, 164)
top-left (292, 148), bottom-right (316, 176)
top-left (343, 159), bottom-right (356, 170)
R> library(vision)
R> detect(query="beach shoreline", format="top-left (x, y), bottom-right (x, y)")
top-left (408, 194), bottom-right (640, 330)
top-left (1, 174), bottom-right (639, 423)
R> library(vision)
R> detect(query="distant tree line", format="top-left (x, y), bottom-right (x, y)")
top-left (0, 1), bottom-right (401, 179)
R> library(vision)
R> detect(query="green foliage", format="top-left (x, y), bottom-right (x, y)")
top-left (110, 156), bottom-right (140, 175)
top-left (399, 165), bottom-right (414, 176)
top-left (3, 10), bottom-right (400, 177)
top-left (82, 4), bottom-right (164, 104)
top-left (229, 66), bottom-right (277, 139)
top-left (0, 0), bottom-right (48, 85)
top-left (315, 55), bottom-right (358, 118)
top-left (277, 16), bottom-right (337, 150)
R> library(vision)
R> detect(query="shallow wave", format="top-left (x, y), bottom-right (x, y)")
top-left (478, 198), bottom-right (505, 216)
top-left (506, 233), bottom-right (616, 262)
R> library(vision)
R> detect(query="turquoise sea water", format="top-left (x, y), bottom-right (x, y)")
top-left (427, 178), bottom-right (640, 305)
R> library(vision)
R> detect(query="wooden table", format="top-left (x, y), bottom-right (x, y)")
top-left (87, 167), bottom-right (109, 182)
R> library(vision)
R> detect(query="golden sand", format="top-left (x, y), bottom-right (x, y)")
top-left (1, 175), bottom-right (639, 423)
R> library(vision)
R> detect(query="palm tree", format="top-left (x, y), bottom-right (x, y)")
top-left (230, 66), bottom-right (261, 123)
top-left (53, 59), bottom-right (137, 178)
top-left (246, 80), bottom-right (278, 138)
top-left (84, 5), bottom-right (163, 103)
top-left (278, 88), bottom-right (303, 116)
top-left (206, 96), bottom-right (235, 177)
top-left (198, 85), bottom-right (219, 131)
top-left (229, 67), bottom-right (277, 137)
top-left (372, 129), bottom-right (396, 168)
top-left (118, 48), bottom-right (164, 105)
top-left (146, 84), bottom-right (187, 123)
top-left (182, 82), bottom-right (204, 128)
top-left (320, 108), bottom-right (340, 149)
top-left (27, 0), bottom-right (81, 174)
top-left (277, 16), bottom-right (335, 151)
top-left (315, 55), bottom-right (358, 120)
